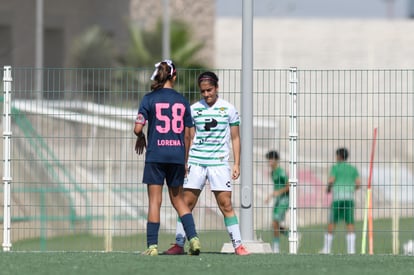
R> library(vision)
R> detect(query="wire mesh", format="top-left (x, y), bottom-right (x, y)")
top-left (1, 67), bottom-right (413, 254)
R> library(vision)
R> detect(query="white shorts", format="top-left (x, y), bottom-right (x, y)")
top-left (185, 165), bottom-right (232, 192)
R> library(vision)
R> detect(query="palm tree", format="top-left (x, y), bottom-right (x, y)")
top-left (122, 19), bottom-right (208, 103)
top-left (69, 19), bottom-right (208, 105)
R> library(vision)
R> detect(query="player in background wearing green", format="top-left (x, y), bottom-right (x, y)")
top-left (264, 150), bottom-right (292, 253)
top-left (320, 147), bottom-right (361, 254)
top-left (164, 71), bottom-right (250, 256)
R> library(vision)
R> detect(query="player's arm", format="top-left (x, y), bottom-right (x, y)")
top-left (355, 177), bottom-right (361, 190)
top-left (185, 126), bottom-right (195, 164)
top-left (276, 178), bottom-right (290, 197)
top-left (265, 179), bottom-right (289, 203)
top-left (283, 178), bottom-right (290, 193)
top-left (326, 176), bottom-right (335, 193)
top-left (230, 125), bottom-right (241, 180)
top-left (134, 113), bottom-right (146, 155)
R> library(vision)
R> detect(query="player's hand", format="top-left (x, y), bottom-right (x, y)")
top-left (274, 189), bottom-right (283, 197)
top-left (326, 184), bottom-right (332, 194)
top-left (185, 163), bottom-right (190, 177)
top-left (232, 164), bottom-right (240, 180)
top-left (135, 134), bottom-right (146, 155)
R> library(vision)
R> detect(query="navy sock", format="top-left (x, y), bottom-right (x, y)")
top-left (146, 222), bottom-right (160, 247)
top-left (180, 213), bottom-right (197, 240)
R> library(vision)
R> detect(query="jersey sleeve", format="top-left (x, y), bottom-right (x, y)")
top-left (329, 165), bottom-right (336, 178)
top-left (137, 95), bottom-right (150, 124)
top-left (353, 167), bottom-right (360, 179)
top-left (184, 100), bottom-right (194, 128)
top-left (228, 104), bottom-right (240, 126)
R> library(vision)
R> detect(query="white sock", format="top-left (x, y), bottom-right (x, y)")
top-left (347, 233), bottom-right (356, 254)
top-left (224, 216), bottom-right (242, 248)
top-left (273, 238), bottom-right (280, 253)
top-left (323, 233), bottom-right (333, 253)
top-left (175, 218), bottom-right (186, 247)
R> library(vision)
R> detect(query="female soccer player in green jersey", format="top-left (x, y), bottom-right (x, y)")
top-left (320, 147), bottom-right (361, 254)
top-left (264, 150), bottom-right (290, 253)
top-left (164, 71), bottom-right (250, 256)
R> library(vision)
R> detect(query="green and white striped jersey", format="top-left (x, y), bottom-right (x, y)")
top-left (188, 98), bottom-right (240, 167)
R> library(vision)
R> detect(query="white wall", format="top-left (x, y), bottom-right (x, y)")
top-left (215, 18), bottom-right (414, 69)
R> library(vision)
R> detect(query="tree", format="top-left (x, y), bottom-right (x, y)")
top-left (122, 19), bottom-right (208, 103)
top-left (68, 19), bottom-right (208, 105)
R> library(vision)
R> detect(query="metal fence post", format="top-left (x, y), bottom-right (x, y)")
top-left (3, 65), bottom-right (13, 252)
top-left (289, 67), bottom-right (299, 254)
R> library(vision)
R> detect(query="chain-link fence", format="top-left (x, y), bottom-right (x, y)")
top-left (2, 67), bottom-right (414, 254)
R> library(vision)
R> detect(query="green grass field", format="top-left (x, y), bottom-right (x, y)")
top-left (0, 252), bottom-right (413, 275)
top-left (10, 217), bottom-right (414, 254)
top-left (1, 218), bottom-right (413, 275)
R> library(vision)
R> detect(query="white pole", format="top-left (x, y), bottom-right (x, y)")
top-left (392, 160), bottom-right (400, 254)
top-left (289, 67), bottom-right (298, 254)
top-left (35, 0), bottom-right (44, 100)
top-left (162, 0), bottom-right (170, 60)
top-left (3, 66), bottom-right (13, 251)
top-left (240, 0), bottom-right (254, 241)
top-left (104, 158), bottom-right (113, 252)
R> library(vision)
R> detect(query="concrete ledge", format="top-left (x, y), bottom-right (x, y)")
top-left (221, 241), bottom-right (273, 254)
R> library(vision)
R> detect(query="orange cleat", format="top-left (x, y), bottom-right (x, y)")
top-left (235, 244), bottom-right (250, 256)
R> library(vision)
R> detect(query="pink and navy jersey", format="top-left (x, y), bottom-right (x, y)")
top-left (136, 88), bottom-right (193, 164)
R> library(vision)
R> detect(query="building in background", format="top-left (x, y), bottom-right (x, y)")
top-left (130, 0), bottom-right (215, 65)
top-left (215, 17), bottom-right (414, 69)
top-left (0, 0), bottom-right (130, 68)
top-left (0, 0), bottom-right (215, 68)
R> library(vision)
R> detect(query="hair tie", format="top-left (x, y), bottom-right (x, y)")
top-left (150, 59), bottom-right (175, 80)
top-left (198, 76), bottom-right (217, 84)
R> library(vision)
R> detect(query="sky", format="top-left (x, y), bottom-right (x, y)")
top-left (216, 0), bottom-right (412, 19)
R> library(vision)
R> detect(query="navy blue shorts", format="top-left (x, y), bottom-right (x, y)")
top-left (142, 162), bottom-right (185, 187)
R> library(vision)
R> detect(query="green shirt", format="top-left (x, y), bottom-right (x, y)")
top-left (330, 162), bottom-right (359, 201)
top-left (271, 167), bottom-right (289, 199)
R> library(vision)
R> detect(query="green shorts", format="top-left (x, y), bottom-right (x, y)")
top-left (273, 196), bottom-right (289, 222)
top-left (329, 200), bottom-right (355, 224)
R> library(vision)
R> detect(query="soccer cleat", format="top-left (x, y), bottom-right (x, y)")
top-left (164, 243), bottom-right (185, 255)
top-left (235, 244), bottom-right (250, 256)
top-left (142, 244), bottom-right (158, 256)
top-left (188, 237), bottom-right (201, 255)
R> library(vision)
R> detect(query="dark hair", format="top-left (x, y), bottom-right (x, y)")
top-left (198, 71), bottom-right (219, 87)
top-left (266, 150), bottom-right (279, 160)
top-left (336, 147), bottom-right (349, 160)
top-left (151, 60), bottom-right (176, 91)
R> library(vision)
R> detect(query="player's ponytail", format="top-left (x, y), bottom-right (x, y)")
top-left (150, 60), bottom-right (176, 91)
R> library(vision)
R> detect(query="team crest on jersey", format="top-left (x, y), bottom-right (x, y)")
top-left (218, 107), bottom-right (227, 116)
